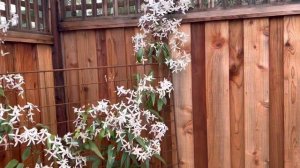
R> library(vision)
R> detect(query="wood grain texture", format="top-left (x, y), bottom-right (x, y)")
top-left (124, 27), bottom-right (143, 88)
top-left (283, 16), bottom-right (300, 168)
top-left (229, 20), bottom-right (245, 168)
top-left (205, 21), bottom-right (231, 168)
top-left (96, 30), bottom-right (109, 99)
top-left (172, 24), bottom-right (194, 168)
top-left (36, 44), bottom-right (57, 134)
top-left (76, 30), bottom-right (99, 105)
top-left (62, 32), bottom-right (80, 131)
top-left (105, 28), bottom-right (127, 101)
top-left (269, 17), bottom-right (284, 168)
top-left (36, 44), bottom-right (57, 166)
top-left (0, 43), bottom-right (15, 165)
top-left (244, 18), bottom-right (269, 168)
top-left (191, 22), bottom-right (208, 168)
top-left (14, 43), bottom-right (41, 166)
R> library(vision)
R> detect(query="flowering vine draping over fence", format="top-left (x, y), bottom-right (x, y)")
top-left (0, 0), bottom-right (192, 167)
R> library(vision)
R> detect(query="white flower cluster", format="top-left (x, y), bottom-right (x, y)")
top-left (72, 75), bottom-right (171, 162)
top-left (132, 0), bottom-right (192, 73)
top-left (0, 74), bottom-right (25, 96)
top-left (44, 135), bottom-right (87, 168)
top-left (6, 127), bottom-right (86, 168)
top-left (165, 51), bottom-right (191, 73)
top-left (1, 75), bottom-right (172, 167)
top-left (9, 127), bottom-right (49, 147)
top-left (0, 102), bottom-right (39, 128)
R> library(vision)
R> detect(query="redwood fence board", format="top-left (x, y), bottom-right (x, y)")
top-left (229, 20), bottom-right (245, 168)
top-left (283, 15), bottom-right (300, 168)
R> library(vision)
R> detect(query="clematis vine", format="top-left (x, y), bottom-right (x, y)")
top-left (133, 0), bottom-right (192, 71)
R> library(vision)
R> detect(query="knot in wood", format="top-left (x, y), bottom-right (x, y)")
top-left (212, 37), bottom-right (225, 49)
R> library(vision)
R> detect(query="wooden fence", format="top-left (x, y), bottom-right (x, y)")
top-left (0, 42), bottom-right (56, 166)
top-left (58, 13), bottom-right (300, 168)
top-left (173, 15), bottom-right (300, 168)
top-left (1, 1), bottom-right (300, 167)
top-left (60, 28), bottom-right (176, 167)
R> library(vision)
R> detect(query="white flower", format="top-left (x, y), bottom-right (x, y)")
top-left (0, 74), bottom-right (25, 96)
top-left (0, 104), bottom-right (10, 120)
top-left (157, 78), bottom-right (173, 98)
top-left (165, 52), bottom-right (191, 73)
top-left (150, 122), bottom-right (168, 140)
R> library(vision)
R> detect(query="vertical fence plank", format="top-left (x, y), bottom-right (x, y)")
top-left (36, 44), bottom-right (57, 134)
top-left (191, 22), bottom-right (208, 168)
top-left (205, 21), bottom-right (231, 168)
top-left (0, 43), bottom-right (15, 166)
top-left (36, 44), bottom-right (57, 166)
top-left (229, 20), bottom-right (245, 168)
top-left (105, 28), bottom-right (127, 101)
top-left (15, 43), bottom-right (41, 167)
top-left (96, 30), bottom-right (109, 99)
top-left (76, 30), bottom-right (99, 105)
top-left (244, 18), bottom-right (269, 168)
top-left (284, 16), bottom-right (300, 168)
top-left (124, 28), bottom-right (141, 88)
top-left (62, 32), bottom-right (80, 132)
top-left (269, 17), bottom-right (284, 168)
top-left (172, 24), bottom-right (194, 168)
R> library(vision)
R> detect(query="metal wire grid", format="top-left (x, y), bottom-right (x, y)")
top-left (0, 63), bottom-right (180, 167)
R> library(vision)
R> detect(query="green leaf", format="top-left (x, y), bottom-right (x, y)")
top-left (154, 154), bottom-right (166, 165)
top-left (135, 137), bottom-right (147, 150)
top-left (162, 43), bottom-right (170, 59)
top-left (106, 145), bottom-right (115, 168)
top-left (0, 87), bottom-right (5, 97)
top-left (129, 155), bottom-right (138, 165)
top-left (21, 147), bottom-right (31, 161)
top-left (137, 48), bottom-right (144, 63)
top-left (149, 109), bottom-right (163, 121)
top-left (89, 141), bottom-right (104, 159)
top-left (5, 159), bottom-right (19, 168)
top-left (117, 141), bottom-right (122, 152)
top-left (127, 132), bottom-right (134, 142)
top-left (125, 155), bottom-right (130, 168)
top-left (145, 159), bottom-right (150, 168)
top-left (157, 99), bottom-right (164, 111)
top-left (36, 123), bottom-right (49, 130)
top-left (92, 159), bottom-right (101, 168)
top-left (83, 143), bottom-right (90, 150)
top-left (4, 125), bottom-right (12, 134)
top-left (16, 163), bottom-right (24, 168)
top-left (99, 128), bottom-right (106, 139)
top-left (87, 156), bottom-right (101, 168)
top-left (135, 73), bottom-right (141, 85)
top-left (148, 47), bottom-right (154, 63)
top-left (163, 97), bottom-right (168, 104)
top-left (120, 152), bottom-right (128, 167)
top-left (150, 92), bottom-right (156, 106)
top-left (142, 159), bottom-right (150, 168)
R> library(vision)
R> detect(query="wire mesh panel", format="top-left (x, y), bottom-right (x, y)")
top-left (0, 63), bottom-right (179, 167)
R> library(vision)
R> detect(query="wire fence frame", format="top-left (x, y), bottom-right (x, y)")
top-left (0, 64), bottom-right (179, 167)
